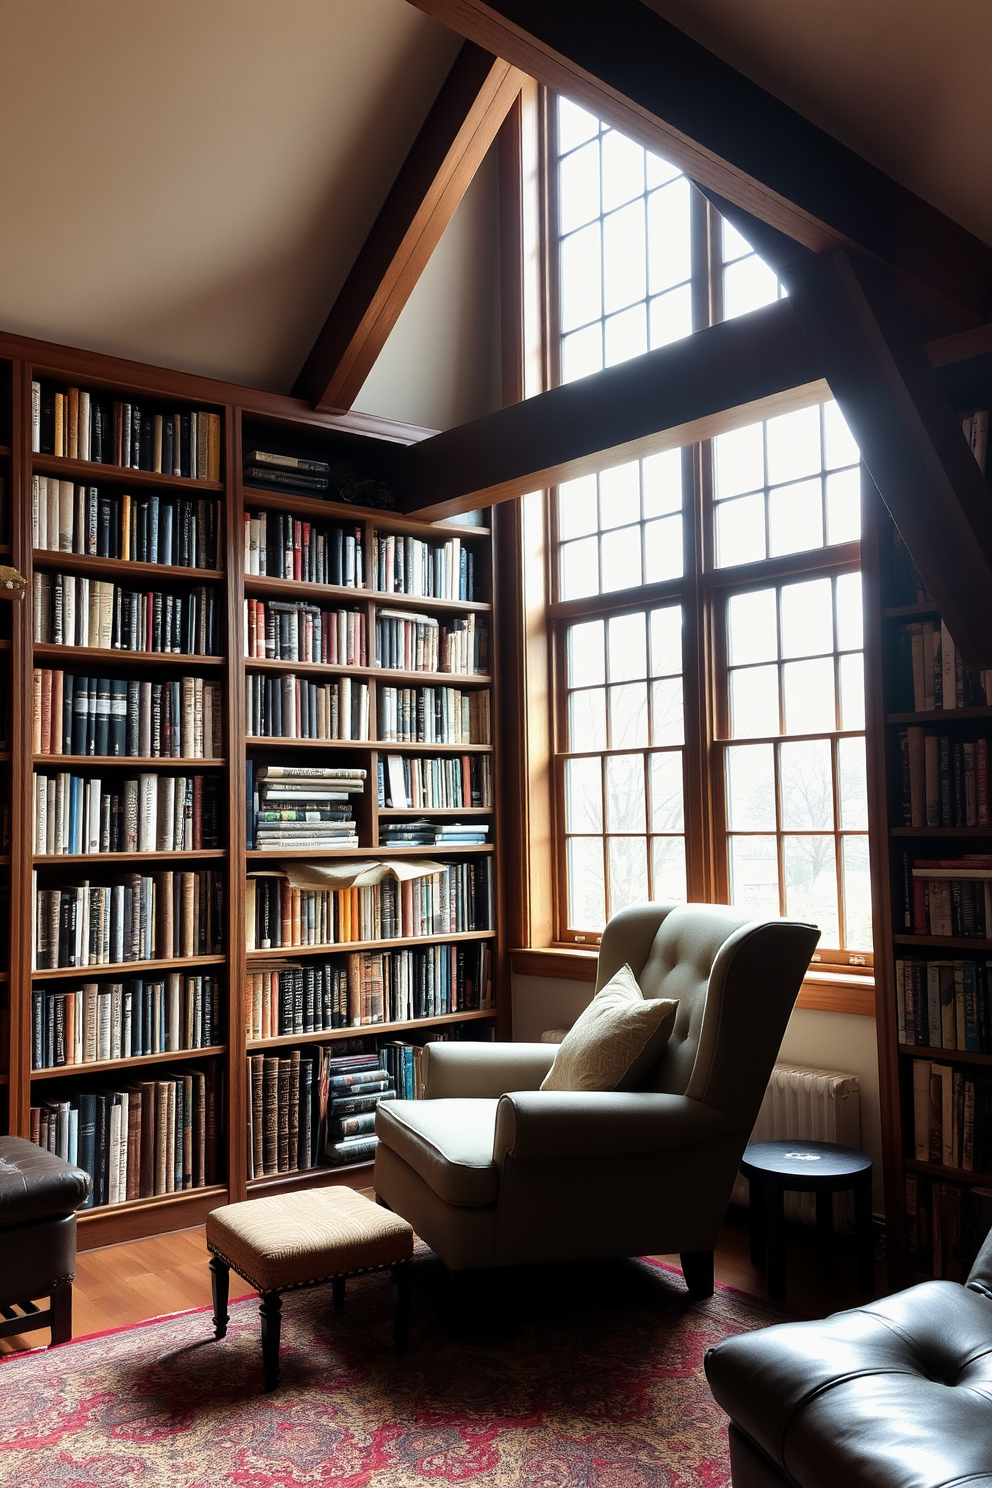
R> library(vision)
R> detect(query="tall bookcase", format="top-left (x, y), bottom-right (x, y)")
top-left (0, 330), bottom-right (502, 1247)
top-left (0, 355), bottom-right (12, 1140)
top-left (868, 325), bottom-right (992, 1288)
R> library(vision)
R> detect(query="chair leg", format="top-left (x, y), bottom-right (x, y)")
top-left (854, 1173), bottom-right (875, 1295)
top-left (259, 1291), bottom-right (283, 1392)
top-left (209, 1256), bottom-right (230, 1339)
top-left (332, 1276), bottom-right (346, 1313)
top-left (749, 1175), bottom-right (767, 1267)
top-left (392, 1260), bottom-right (412, 1354)
top-left (815, 1187), bottom-right (833, 1262)
top-left (49, 1280), bottom-right (72, 1346)
top-left (764, 1178), bottom-right (788, 1301)
top-left (680, 1250), bottom-right (714, 1299)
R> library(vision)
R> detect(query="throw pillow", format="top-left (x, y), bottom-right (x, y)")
top-left (540, 963), bottom-right (678, 1092)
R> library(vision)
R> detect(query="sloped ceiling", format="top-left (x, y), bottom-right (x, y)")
top-left (644, 0), bottom-right (992, 248)
top-left (0, 0), bottom-right (463, 393)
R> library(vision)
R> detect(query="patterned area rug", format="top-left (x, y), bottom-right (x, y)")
top-left (0, 1252), bottom-right (784, 1487)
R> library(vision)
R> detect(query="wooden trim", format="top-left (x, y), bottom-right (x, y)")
top-left (795, 972), bottom-right (876, 1017)
top-left (510, 946), bottom-right (597, 981)
top-left (76, 1184), bottom-right (228, 1250)
top-left (294, 43), bottom-right (524, 411)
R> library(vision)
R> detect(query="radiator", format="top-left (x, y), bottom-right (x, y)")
top-left (732, 1063), bottom-right (862, 1231)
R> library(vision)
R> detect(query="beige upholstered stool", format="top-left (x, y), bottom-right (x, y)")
top-left (206, 1186), bottom-right (414, 1390)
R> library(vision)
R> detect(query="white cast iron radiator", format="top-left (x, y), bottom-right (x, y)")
top-left (732, 1063), bottom-right (862, 1230)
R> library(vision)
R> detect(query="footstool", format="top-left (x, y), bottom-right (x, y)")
top-left (206, 1185), bottom-right (414, 1390)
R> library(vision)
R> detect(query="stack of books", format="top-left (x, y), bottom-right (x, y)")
top-left (325, 1053), bottom-right (395, 1165)
top-left (243, 449), bottom-right (331, 496)
top-left (379, 819), bottom-right (488, 847)
top-left (247, 764), bottom-right (365, 850)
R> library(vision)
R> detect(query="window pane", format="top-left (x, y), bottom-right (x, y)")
top-left (729, 835), bottom-right (780, 913)
top-left (724, 254), bottom-right (780, 319)
top-left (838, 736), bottom-right (869, 829)
top-left (730, 664), bottom-right (779, 738)
top-left (606, 753), bottom-right (646, 832)
top-left (781, 577), bottom-right (833, 658)
top-left (567, 619), bottom-right (605, 687)
top-left (599, 462), bottom-right (640, 529)
top-left (566, 756), bottom-right (603, 832)
top-left (558, 474), bottom-right (598, 539)
top-left (651, 676), bottom-right (684, 745)
top-left (605, 304), bottom-right (648, 365)
top-left (726, 743), bottom-right (776, 830)
top-left (835, 572), bottom-right (863, 651)
top-left (558, 97), bottom-right (600, 153)
top-left (728, 588), bottom-right (777, 666)
top-left (561, 324), bottom-right (603, 383)
top-left (839, 652), bottom-right (866, 731)
top-left (560, 535), bottom-right (599, 599)
top-left (601, 525), bottom-right (642, 592)
top-left (643, 515), bottom-right (683, 582)
top-left (765, 405), bottom-right (822, 485)
top-left (715, 493), bottom-right (766, 567)
top-left (647, 178), bottom-right (691, 293)
top-left (645, 150), bottom-right (681, 189)
top-left (559, 138), bottom-right (601, 234)
top-left (650, 751), bottom-right (684, 831)
top-left (567, 835), bottom-right (606, 930)
top-left (842, 835), bottom-right (873, 950)
top-left (608, 611), bottom-right (647, 682)
top-left (714, 423), bottom-right (764, 499)
top-left (783, 834), bottom-right (839, 941)
top-left (823, 399), bottom-right (860, 469)
top-left (768, 477), bottom-right (823, 557)
top-left (652, 835), bottom-right (687, 901)
top-left (603, 200), bottom-right (646, 313)
top-left (649, 606), bottom-right (682, 677)
top-left (569, 687), bottom-right (607, 751)
top-left (608, 835), bottom-right (648, 914)
top-left (826, 468), bottom-right (861, 545)
top-left (783, 657), bottom-right (836, 733)
top-left (722, 218), bottom-right (754, 262)
top-left (610, 681), bottom-right (649, 747)
top-left (780, 738), bottom-right (834, 830)
top-left (600, 129), bottom-right (645, 211)
top-left (560, 223), bottom-right (602, 332)
top-left (642, 448), bottom-right (682, 517)
top-left (648, 285), bottom-right (692, 348)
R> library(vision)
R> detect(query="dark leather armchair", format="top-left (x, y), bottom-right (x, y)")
top-left (0, 1135), bottom-right (92, 1345)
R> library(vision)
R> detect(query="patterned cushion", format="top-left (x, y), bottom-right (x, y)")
top-left (540, 964), bottom-right (679, 1093)
top-left (206, 1184), bottom-right (412, 1291)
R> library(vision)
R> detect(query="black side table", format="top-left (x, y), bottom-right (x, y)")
top-left (740, 1139), bottom-right (874, 1301)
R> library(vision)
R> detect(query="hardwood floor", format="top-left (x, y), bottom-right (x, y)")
top-left (0, 1200), bottom-right (887, 1356)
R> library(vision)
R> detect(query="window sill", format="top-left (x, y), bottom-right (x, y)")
top-left (510, 948), bottom-right (876, 1015)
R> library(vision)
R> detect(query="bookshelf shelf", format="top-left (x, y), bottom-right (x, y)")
top-left (0, 443), bottom-right (9, 457)
top-left (33, 644), bottom-right (225, 669)
top-left (882, 602), bottom-right (940, 619)
top-left (245, 931), bottom-right (495, 961)
top-left (246, 1008), bottom-right (496, 1050)
top-left (247, 845), bottom-right (492, 860)
top-left (890, 826), bottom-right (992, 837)
top-left (378, 807), bottom-right (492, 817)
top-left (32, 955), bottom-right (226, 981)
top-left (31, 1045), bottom-right (226, 1080)
top-left (76, 1182), bottom-right (228, 1229)
top-left (247, 1162), bottom-right (374, 1196)
top-left (244, 574), bottom-right (491, 615)
top-left (33, 454), bottom-right (224, 494)
top-left (899, 1044), bottom-right (992, 1067)
top-left (905, 1158), bottom-right (992, 1185)
top-left (246, 737), bottom-right (492, 753)
top-left (243, 656), bottom-right (491, 687)
top-left (32, 551), bottom-right (225, 583)
top-left (33, 755), bottom-right (227, 768)
top-left (886, 707), bottom-right (992, 723)
top-left (893, 934), bottom-right (992, 951)
top-left (33, 850), bottom-right (226, 865)
top-left (242, 486), bottom-right (489, 540)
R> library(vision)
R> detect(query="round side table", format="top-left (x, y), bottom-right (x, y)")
top-left (740, 1139), bottom-right (874, 1302)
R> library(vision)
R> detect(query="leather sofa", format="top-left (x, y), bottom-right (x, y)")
top-left (705, 1228), bottom-right (992, 1487)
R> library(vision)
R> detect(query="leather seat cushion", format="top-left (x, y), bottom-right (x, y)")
top-left (705, 1280), bottom-right (992, 1488)
top-left (375, 1098), bottom-right (499, 1207)
top-left (0, 1135), bottom-right (92, 1229)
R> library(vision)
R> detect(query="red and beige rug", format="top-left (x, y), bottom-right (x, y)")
top-left (0, 1254), bottom-right (783, 1487)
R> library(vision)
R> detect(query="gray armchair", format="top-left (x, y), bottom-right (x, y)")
top-left (374, 902), bottom-right (818, 1294)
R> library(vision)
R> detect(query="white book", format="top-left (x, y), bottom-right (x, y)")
top-left (139, 774), bottom-right (157, 852)
top-left (78, 390), bottom-right (91, 462)
top-left (32, 474), bottom-right (42, 549)
top-left (97, 991), bottom-right (111, 1061)
top-left (167, 976), bottom-right (180, 1051)
top-left (111, 984), bottom-right (123, 1060)
top-left (31, 379), bottom-right (40, 452)
top-left (87, 778), bottom-right (101, 854)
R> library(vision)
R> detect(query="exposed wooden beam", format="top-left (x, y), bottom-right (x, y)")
top-left (405, 0), bottom-right (992, 332)
top-left (395, 297), bottom-right (826, 519)
top-left (294, 42), bottom-right (524, 411)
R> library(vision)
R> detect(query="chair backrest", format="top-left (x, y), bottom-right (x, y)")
top-left (596, 903), bottom-right (819, 1126)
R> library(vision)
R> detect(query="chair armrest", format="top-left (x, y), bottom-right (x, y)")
top-left (967, 1224), bottom-right (992, 1297)
top-left (493, 1090), bottom-right (736, 1162)
top-left (423, 1042), bottom-right (557, 1098)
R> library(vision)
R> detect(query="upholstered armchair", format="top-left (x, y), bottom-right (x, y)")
top-left (374, 902), bottom-right (819, 1294)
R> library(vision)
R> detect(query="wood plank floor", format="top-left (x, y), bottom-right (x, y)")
top-left (0, 1201), bottom-right (887, 1356)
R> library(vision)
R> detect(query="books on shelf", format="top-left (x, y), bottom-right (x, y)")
top-left (901, 855), bottom-right (992, 938)
top-left (377, 685), bottom-right (490, 745)
top-left (246, 763), bottom-right (365, 850)
top-left (244, 509), bottom-right (363, 585)
top-left (374, 609), bottom-right (487, 676)
top-left (245, 1048), bottom-right (391, 1179)
top-left (371, 530), bottom-right (477, 602)
top-left (911, 1056), bottom-right (992, 1173)
top-left (33, 771), bottom-right (221, 855)
top-left (898, 727), bottom-right (990, 828)
top-left (906, 1173), bottom-right (992, 1280)
top-left (896, 956), bottom-right (992, 1051)
top-left (32, 972), bottom-right (220, 1068)
top-left (377, 753), bottom-right (493, 810)
top-left (245, 673), bottom-right (369, 741)
top-left (893, 619), bottom-right (992, 712)
top-left (32, 479), bottom-right (219, 566)
top-left (245, 857), bottom-right (494, 950)
top-left (244, 598), bottom-right (366, 664)
top-left (379, 819), bottom-right (489, 846)
top-left (31, 382), bottom-right (221, 480)
top-left (32, 672), bottom-right (223, 758)
top-left (962, 410), bottom-right (989, 475)
top-left (243, 449), bottom-right (331, 496)
top-left (244, 939), bottom-right (493, 1037)
top-left (33, 573), bottom-right (219, 655)
top-left (30, 1061), bottom-right (221, 1208)
top-left (32, 868), bottom-right (224, 968)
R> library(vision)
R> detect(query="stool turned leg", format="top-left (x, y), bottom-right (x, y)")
top-left (680, 1251), bottom-right (714, 1300)
top-left (392, 1261), bottom-right (412, 1354)
top-left (49, 1280), bottom-right (72, 1346)
top-left (209, 1256), bottom-right (230, 1340)
top-left (332, 1276), bottom-right (346, 1313)
top-left (260, 1291), bottom-right (283, 1392)
top-left (764, 1178), bottom-right (787, 1301)
top-left (854, 1173), bottom-right (875, 1294)
top-left (748, 1174), bottom-right (766, 1267)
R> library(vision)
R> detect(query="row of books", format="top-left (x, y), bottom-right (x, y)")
top-left (32, 382), bottom-right (222, 481)
top-left (374, 609), bottom-right (486, 677)
top-left (905, 1174), bottom-right (992, 1280)
top-left (244, 510), bottom-right (363, 586)
top-left (30, 1062), bottom-right (221, 1208)
top-left (246, 763), bottom-right (365, 850)
top-left (32, 672), bottom-right (224, 759)
top-left (33, 771), bottom-right (222, 855)
top-left (380, 819), bottom-right (489, 846)
top-left (33, 573), bottom-right (220, 655)
top-left (32, 479), bottom-right (219, 567)
top-left (891, 620), bottom-right (992, 713)
top-left (246, 1050), bottom-right (392, 1178)
top-left (33, 869), bottom-right (224, 968)
top-left (896, 956), bottom-right (992, 1052)
top-left (246, 860), bottom-right (494, 949)
top-left (900, 855), bottom-right (992, 939)
top-left (244, 598), bottom-right (366, 665)
top-left (911, 1057), bottom-right (992, 1174)
top-left (244, 940), bottom-right (494, 1038)
top-left (381, 1040), bottom-right (423, 1101)
top-left (371, 531), bottom-right (479, 602)
top-left (962, 409), bottom-right (989, 475)
top-left (378, 686), bottom-right (491, 745)
top-left (244, 449), bottom-right (331, 496)
top-left (31, 973), bottom-right (221, 1069)
top-left (377, 753), bottom-right (493, 811)
top-left (245, 674), bottom-right (370, 742)
top-left (897, 728), bottom-right (992, 828)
